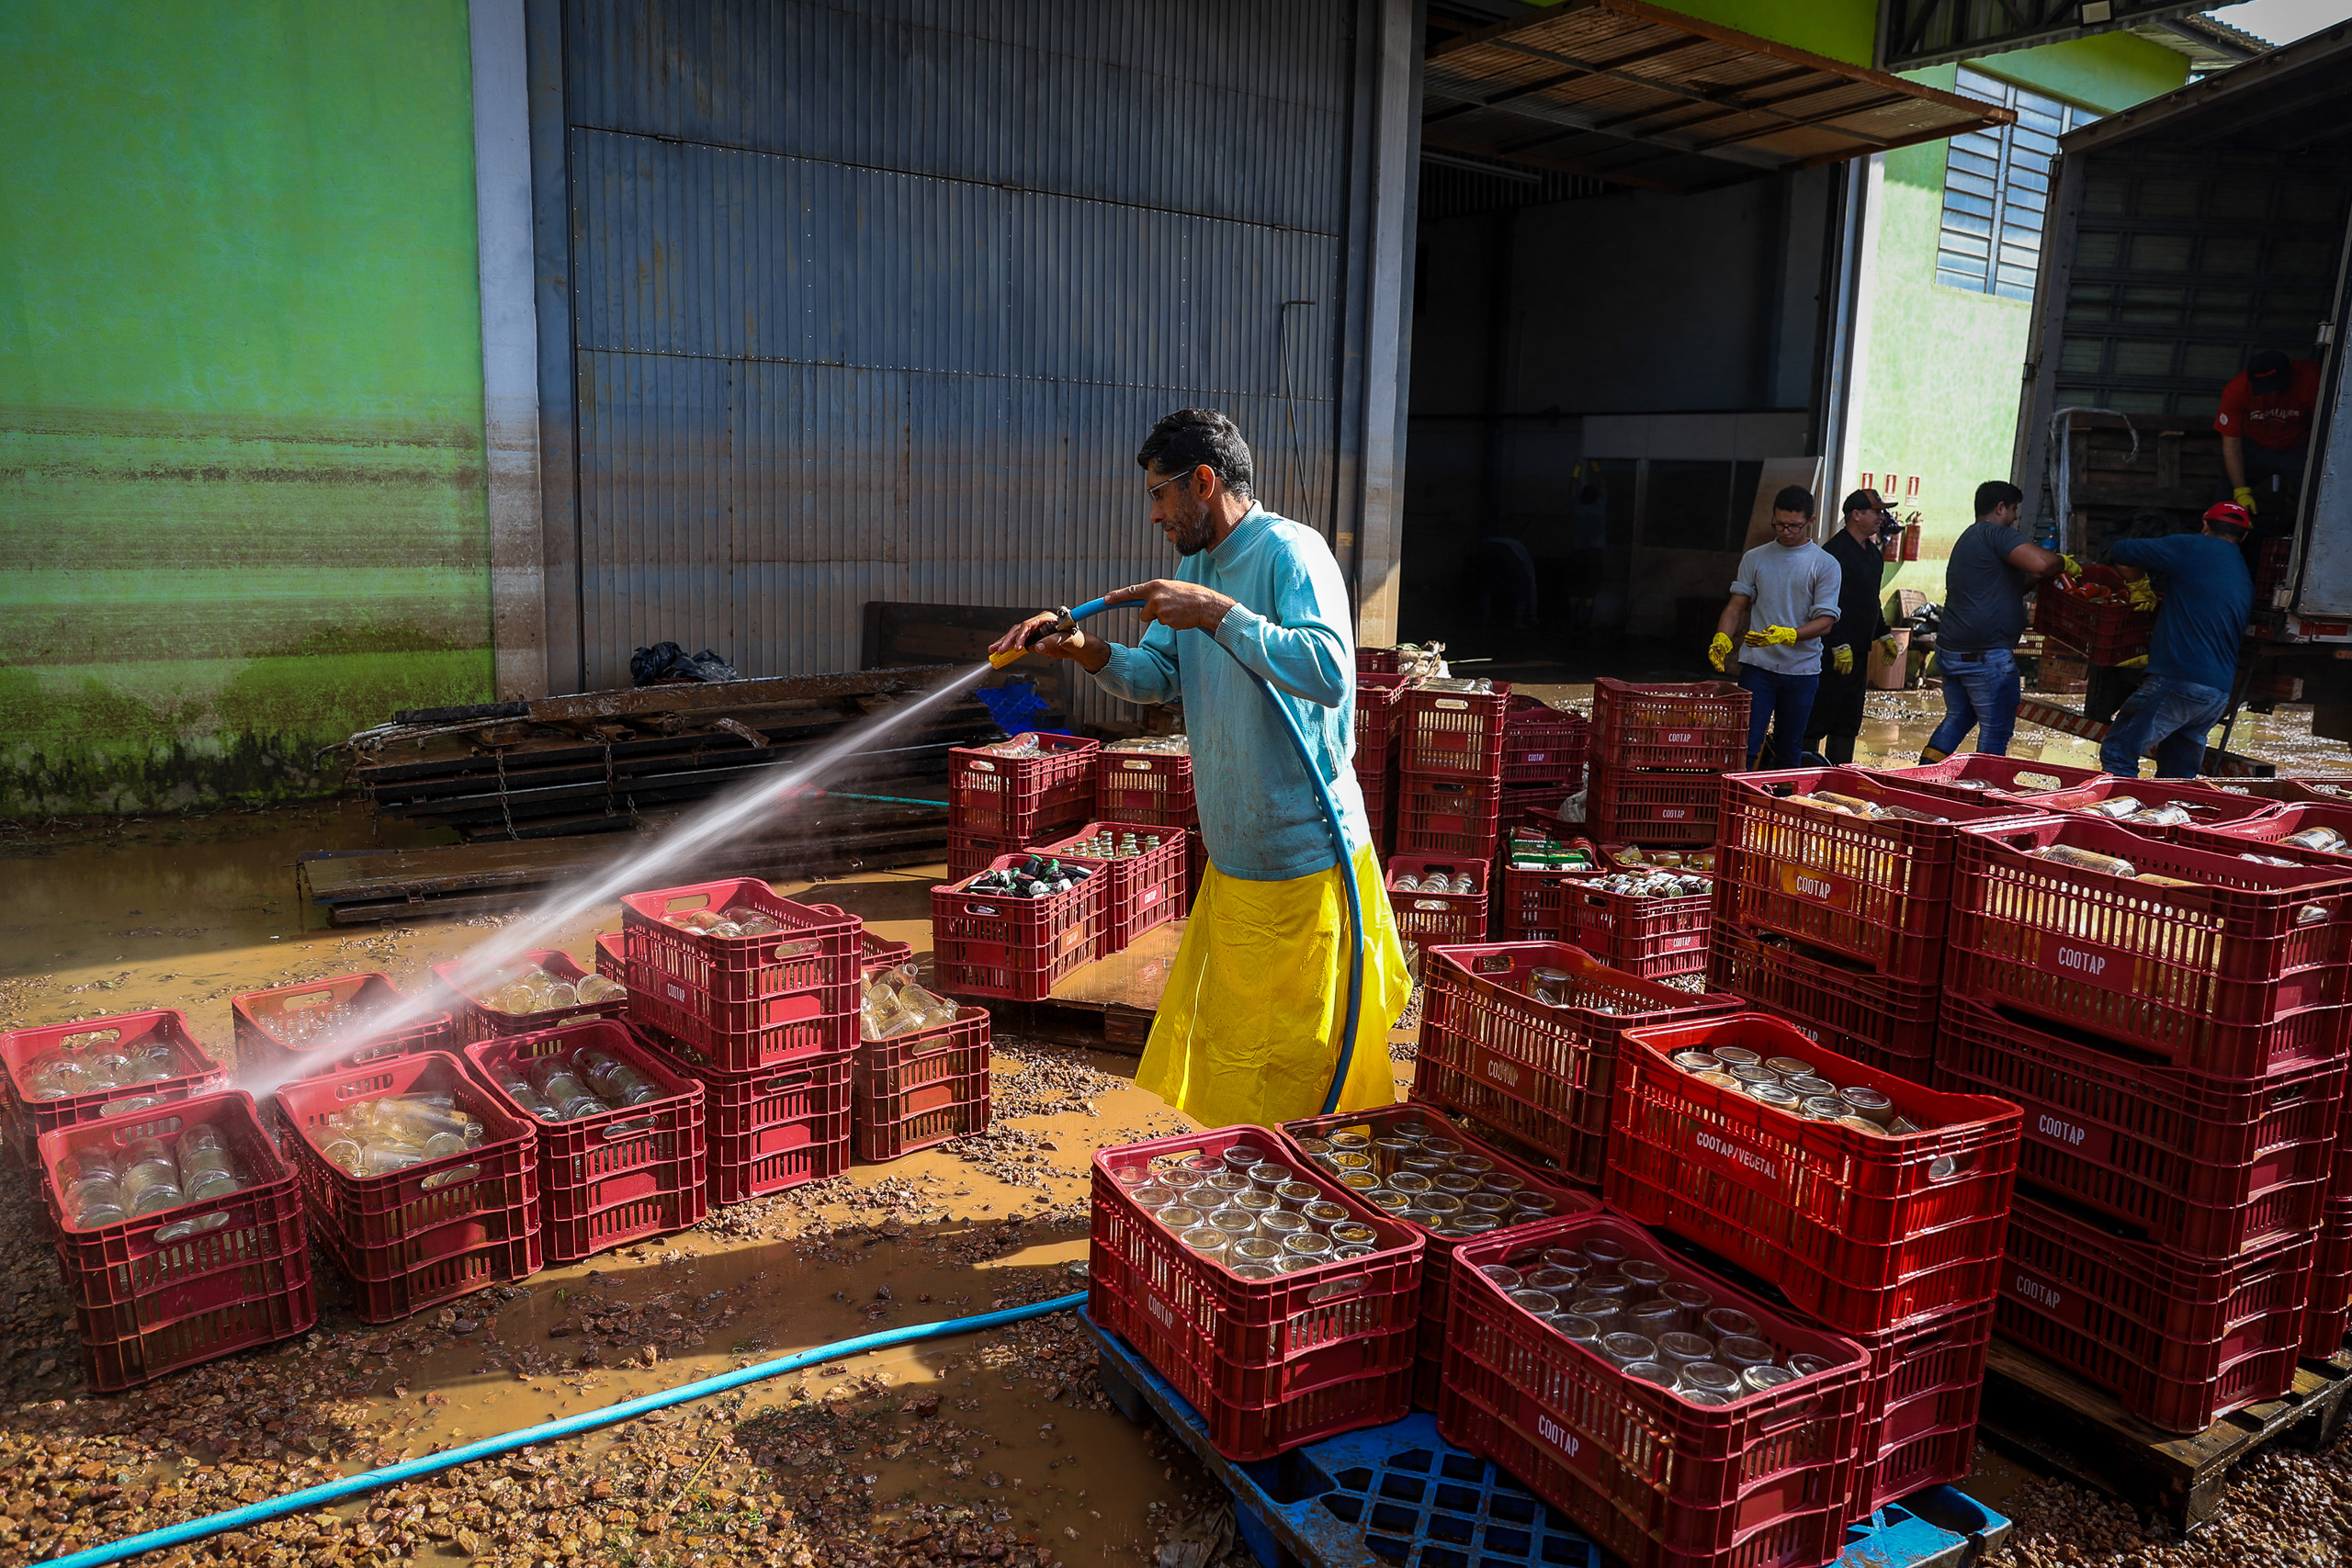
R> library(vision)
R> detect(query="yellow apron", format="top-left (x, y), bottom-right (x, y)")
top-left (1136, 843), bottom-right (1413, 1129)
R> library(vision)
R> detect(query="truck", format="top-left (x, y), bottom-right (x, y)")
top-left (2011, 23), bottom-right (2352, 748)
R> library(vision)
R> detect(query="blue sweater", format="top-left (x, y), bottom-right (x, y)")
top-left (1091, 506), bottom-right (1370, 882)
top-left (2111, 534), bottom-right (2252, 694)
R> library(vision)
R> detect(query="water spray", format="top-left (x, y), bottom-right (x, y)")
top-left (992, 594), bottom-right (1367, 1114)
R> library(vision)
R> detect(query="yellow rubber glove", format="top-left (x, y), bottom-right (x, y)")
top-left (1707, 632), bottom-right (1734, 672)
top-left (2061, 554), bottom-right (2084, 579)
top-left (2127, 577), bottom-right (2160, 613)
top-left (2117, 655), bottom-right (2150, 671)
top-left (1744, 625), bottom-right (1801, 649)
top-left (2234, 485), bottom-right (2259, 515)
top-left (1922, 650), bottom-right (1938, 679)
top-left (1879, 635), bottom-right (1902, 664)
top-left (1833, 645), bottom-right (1854, 675)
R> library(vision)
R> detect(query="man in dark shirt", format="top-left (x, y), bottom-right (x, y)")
top-left (1804, 489), bottom-right (1899, 765)
top-left (1920, 480), bottom-right (2066, 761)
top-left (2099, 502), bottom-right (2255, 778)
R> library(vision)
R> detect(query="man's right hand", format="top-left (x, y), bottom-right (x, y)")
top-left (1707, 633), bottom-right (1734, 672)
top-left (988, 612), bottom-right (1103, 670)
top-left (2235, 486), bottom-right (2259, 514)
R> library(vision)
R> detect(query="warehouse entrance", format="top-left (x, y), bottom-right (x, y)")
top-left (1393, 3), bottom-right (2005, 661)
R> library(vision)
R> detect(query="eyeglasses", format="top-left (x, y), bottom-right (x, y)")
top-left (1147, 468), bottom-right (1194, 500)
top-left (1770, 517), bottom-right (1813, 531)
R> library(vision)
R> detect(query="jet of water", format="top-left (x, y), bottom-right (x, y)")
top-left (243, 662), bottom-right (996, 1101)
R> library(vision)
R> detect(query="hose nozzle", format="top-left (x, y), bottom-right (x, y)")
top-left (988, 606), bottom-right (1077, 669)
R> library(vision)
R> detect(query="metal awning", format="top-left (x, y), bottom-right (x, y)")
top-left (1424, 0), bottom-right (2017, 194)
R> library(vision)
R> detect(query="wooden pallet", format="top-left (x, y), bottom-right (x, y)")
top-left (1979, 1338), bottom-right (2352, 1534)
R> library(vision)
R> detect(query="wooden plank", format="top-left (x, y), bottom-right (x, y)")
top-left (1980, 1338), bottom-right (2352, 1534)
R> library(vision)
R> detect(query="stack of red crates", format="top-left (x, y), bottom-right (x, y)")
top-left (616, 878), bottom-right (860, 1207)
top-left (1093, 744), bottom-right (1204, 894)
top-left (37, 1091), bottom-right (315, 1391)
top-left (1408, 940), bottom-right (1740, 1189)
top-left (1606, 1011), bottom-right (2019, 1524)
top-left (1354, 664), bottom-right (1406, 857)
top-left (932, 852), bottom-right (1109, 1001)
top-left (1708, 766), bottom-right (2045, 1081)
top-left (946, 732), bottom-right (1099, 880)
top-left (1584, 679), bottom-right (1747, 847)
top-left (1028, 820), bottom-right (1190, 953)
top-left (1498, 694), bottom-right (1587, 824)
top-left (1937, 805), bottom-right (2352, 1428)
top-left (1396, 680), bottom-right (1512, 860)
top-left (1, 1010), bottom-right (227, 1188)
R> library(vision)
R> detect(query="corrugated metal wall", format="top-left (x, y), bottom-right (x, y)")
top-left (554, 0), bottom-right (1359, 699)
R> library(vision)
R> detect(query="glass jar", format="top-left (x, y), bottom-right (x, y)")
top-left (1598, 1332), bottom-right (1657, 1369)
top-left (1702, 1307), bottom-right (1758, 1340)
top-left (1300, 1201), bottom-right (1351, 1233)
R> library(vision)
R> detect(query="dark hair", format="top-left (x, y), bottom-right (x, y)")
top-left (1137, 409), bottom-right (1254, 498)
top-left (1974, 479), bottom-right (2023, 517)
top-left (1771, 484), bottom-right (1815, 517)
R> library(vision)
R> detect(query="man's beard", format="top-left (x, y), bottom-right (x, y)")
top-left (1169, 497), bottom-right (1217, 557)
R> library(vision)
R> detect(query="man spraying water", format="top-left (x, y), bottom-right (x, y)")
top-left (989, 409), bottom-right (1411, 1126)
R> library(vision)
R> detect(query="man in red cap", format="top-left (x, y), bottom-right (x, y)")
top-left (2097, 502), bottom-right (2255, 778)
top-left (2216, 349), bottom-right (2321, 530)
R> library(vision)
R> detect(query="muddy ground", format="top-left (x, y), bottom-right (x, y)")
top-left (3, 693), bottom-right (2352, 1568)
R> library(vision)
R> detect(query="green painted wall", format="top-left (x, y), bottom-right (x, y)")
top-left (1857, 39), bottom-right (2189, 605)
top-left (0, 1), bottom-right (491, 816)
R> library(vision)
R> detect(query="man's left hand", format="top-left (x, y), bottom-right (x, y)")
top-left (1109, 580), bottom-right (1237, 633)
top-left (1832, 645), bottom-right (1854, 675)
top-left (1744, 625), bottom-right (1801, 648)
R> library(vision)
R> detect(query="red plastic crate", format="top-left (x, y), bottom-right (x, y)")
top-left (619, 878), bottom-right (861, 1009)
top-left (1030, 822), bottom-right (1189, 953)
top-left (1357, 648), bottom-right (1402, 675)
top-left (1715, 767), bottom-right (2046, 984)
top-left (1998, 1189), bottom-right (2313, 1432)
top-left (859, 928), bottom-right (915, 974)
top-left (1385, 853), bottom-right (1491, 950)
top-left (1948, 818), bottom-right (2352, 1077)
top-left (1606, 1012), bottom-right (2021, 1335)
top-left (1589, 679), bottom-right (1749, 773)
top-left (1354, 673), bottom-right (1408, 781)
top-left (1396, 775), bottom-right (1502, 857)
top-left (1088, 1126), bottom-right (1425, 1461)
top-left (1094, 749), bottom-right (1198, 829)
top-left (1276, 1102), bottom-right (1599, 1411)
top-left (2015, 775), bottom-right (2284, 836)
top-left (1935, 993), bottom-right (2340, 1259)
top-left (1360, 767), bottom-right (1397, 859)
top-left (3, 1010), bottom-right (228, 1147)
top-left (949, 827), bottom-right (1023, 883)
top-left (594, 933), bottom-right (626, 981)
top-left (2170, 799), bottom-right (2352, 862)
top-left (464, 1021), bottom-right (708, 1264)
top-left (1493, 863), bottom-right (1591, 942)
top-left (2301, 1199), bottom-right (2352, 1359)
top-left (932, 854), bottom-right (1108, 1002)
top-left (1560, 878), bottom-right (1711, 980)
top-left (1500, 785), bottom-right (1575, 835)
top-left (639, 1032), bottom-right (851, 1205)
top-left (2213, 777), bottom-right (2352, 807)
top-left (232, 972), bottom-right (451, 1085)
top-left (1399, 682), bottom-right (1513, 781)
top-left (38, 1092), bottom-right (314, 1392)
top-left (1411, 942), bottom-right (1742, 1188)
top-left (434, 948), bottom-right (628, 1046)
top-left (1705, 923), bottom-right (1941, 1081)
top-left (1438, 1213), bottom-right (1870, 1568)
top-left (276, 1052), bottom-right (540, 1322)
top-left (2034, 579), bottom-right (2156, 665)
top-left (1585, 766), bottom-right (1721, 847)
top-left (854, 1007), bottom-right (991, 1161)
top-left (1846, 1300), bottom-right (1996, 1521)
top-left (947, 733), bottom-right (1100, 840)
top-left (1501, 696), bottom-right (1589, 787)
top-left (628, 962), bottom-right (853, 1075)
top-left (1868, 752), bottom-right (2101, 806)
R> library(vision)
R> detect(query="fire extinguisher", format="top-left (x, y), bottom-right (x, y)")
top-left (1901, 513), bottom-right (1922, 562)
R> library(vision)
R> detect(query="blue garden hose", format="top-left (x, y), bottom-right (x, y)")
top-left (1057, 597), bottom-right (1365, 1115)
top-left (48, 1292), bottom-right (1088, 1568)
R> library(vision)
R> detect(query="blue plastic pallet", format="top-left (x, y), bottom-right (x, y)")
top-left (1081, 1306), bottom-right (2010, 1568)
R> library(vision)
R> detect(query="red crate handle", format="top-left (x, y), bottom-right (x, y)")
top-left (1304, 1273), bottom-right (1372, 1303)
top-left (153, 1210), bottom-right (232, 1243)
top-left (763, 1069), bottom-right (818, 1094)
top-left (602, 1116), bottom-right (655, 1141)
top-left (961, 901), bottom-right (1006, 916)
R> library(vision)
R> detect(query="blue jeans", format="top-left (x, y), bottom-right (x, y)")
top-left (1737, 664), bottom-right (1819, 769)
top-left (2102, 675), bottom-right (2229, 778)
top-left (1923, 647), bottom-right (2022, 760)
